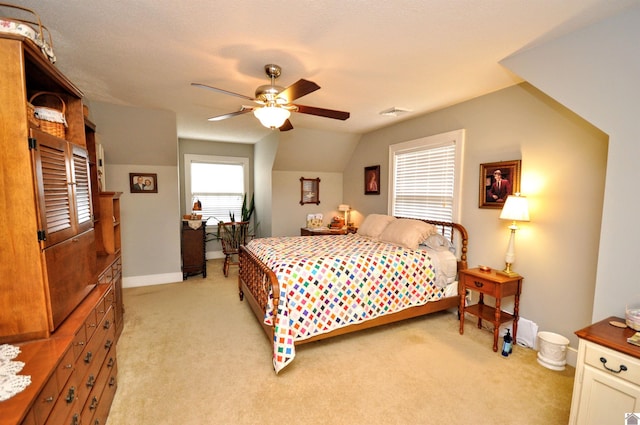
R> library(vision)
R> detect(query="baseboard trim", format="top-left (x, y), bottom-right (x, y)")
top-left (123, 272), bottom-right (184, 288)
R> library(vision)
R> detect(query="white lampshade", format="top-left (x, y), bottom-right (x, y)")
top-left (338, 204), bottom-right (350, 212)
top-left (253, 106), bottom-right (291, 129)
top-left (499, 195), bottom-right (530, 222)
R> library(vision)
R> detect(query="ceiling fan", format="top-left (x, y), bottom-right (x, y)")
top-left (192, 64), bottom-right (350, 131)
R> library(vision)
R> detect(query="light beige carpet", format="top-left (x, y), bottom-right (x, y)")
top-left (107, 259), bottom-right (574, 425)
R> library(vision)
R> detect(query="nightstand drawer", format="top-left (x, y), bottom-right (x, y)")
top-left (584, 341), bottom-right (640, 386)
top-left (461, 275), bottom-right (498, 297)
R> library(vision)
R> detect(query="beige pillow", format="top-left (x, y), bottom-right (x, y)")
top-left (357, 214), bottom-right (397, 239)
top-left (379, 219), bottom-right (437, 249)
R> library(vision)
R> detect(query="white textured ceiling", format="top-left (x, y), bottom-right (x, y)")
top-left (10, 0), bottom-right (637, 143)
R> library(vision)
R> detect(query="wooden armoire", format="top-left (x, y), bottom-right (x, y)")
top-left (0, 34), bottom-right (123, 425)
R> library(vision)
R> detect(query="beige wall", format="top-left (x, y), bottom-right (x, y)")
top-left (343, 83), bottom-right (608, 350)
top-left (271, 171), bottom-right (344, 237)
top-left (501, 6), bottom-right (640, 323)
top-left (90, 101), bottom-right (182, 286)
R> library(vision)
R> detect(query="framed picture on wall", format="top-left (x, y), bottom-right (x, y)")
top-left (300, 177), bottom-right (320, 205)
top-left (130, 173), bottom-right (158, 193)
top-left (364, 165), bottom-right (380, 195)
top-left (478, 160), bottom-right (521, 208)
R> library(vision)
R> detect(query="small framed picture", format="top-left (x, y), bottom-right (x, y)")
top-left (130, 173), bottom-right (158, 193)
top-left (300, 177), bottom-right (320, 205)
top-left (364, 165), bottom-right (380, 195)
top-left (478, 160), bottom-right (521, 208)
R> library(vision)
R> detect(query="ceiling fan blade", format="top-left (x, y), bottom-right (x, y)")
top-left (294, 104), bottom-right (350, 120)
top-left (278, 79), bottom-right (320, 103)
top-left (279, 119), bottom-right (294, 131)
top-left (208, 107), bottom-right (254, 122)
top-left (192, 82), bottom-right (257, 102)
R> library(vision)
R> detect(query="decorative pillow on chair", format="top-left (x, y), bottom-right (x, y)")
top-left (357, 214), bottom-right (397, 239)
top-left (379, 219), bottom-right (437, 249)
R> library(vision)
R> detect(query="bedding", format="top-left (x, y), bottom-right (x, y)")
top-left (356, 213), bottom-right (396, 239)
top-left (245, 232), bottom-right (457, 373)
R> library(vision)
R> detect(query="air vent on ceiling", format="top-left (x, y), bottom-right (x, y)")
top-left (379, 107), bottom-right (412, 117)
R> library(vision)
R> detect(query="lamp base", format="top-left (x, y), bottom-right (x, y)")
top-left (497, 262), bottom-right (520, 278)
top-left (497, 269), bottom-right (520, 278)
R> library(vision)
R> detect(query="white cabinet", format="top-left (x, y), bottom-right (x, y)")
top-left (569, 318), bottom-right (640, 424)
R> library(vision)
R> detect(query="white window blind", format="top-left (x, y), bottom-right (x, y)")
top-left (184, 154), bottom-right (249, 225)
top-left (389, 130), bottom-right (464, 225)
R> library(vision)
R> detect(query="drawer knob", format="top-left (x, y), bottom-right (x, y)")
top-left (599, 356), bottom-right (628, 374)
top-left (474, 281), bottom-right (484, 288)
top-left (66, 386), bottom-right (76, 403)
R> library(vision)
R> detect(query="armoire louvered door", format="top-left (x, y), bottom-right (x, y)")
top-left (31, 128), bottom-right (93, 248)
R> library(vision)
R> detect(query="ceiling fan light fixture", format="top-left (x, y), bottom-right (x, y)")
top-left (254, 105), bottom-right (291, 129)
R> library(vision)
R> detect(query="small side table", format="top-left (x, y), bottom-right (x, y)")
top-left (458, 267), bottom-right (524, 352)
top-left (300, 227), bottom-right (348, 236)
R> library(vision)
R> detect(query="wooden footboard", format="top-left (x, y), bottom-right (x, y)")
top-left (238, 245), bottom-right (278, 340)
top-left (238, 219), bottom-right (468, 346)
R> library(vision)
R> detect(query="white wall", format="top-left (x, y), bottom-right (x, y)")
top-left (271, 171), bottom-right (344, 237)
top-left (343, 83), bottom-right (608, 350)
top-left (500, 6), bottom-right (640, 322)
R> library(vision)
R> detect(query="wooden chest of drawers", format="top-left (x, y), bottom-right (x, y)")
top-left (2, 282), bottom-right (118, 425)
top-left (569, 317), bottom-right (640, 424)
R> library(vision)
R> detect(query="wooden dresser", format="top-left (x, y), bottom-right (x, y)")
top-left (2, 283), bottom-right (118, 425)
top-left (569, 316), bottom-right (640, 424)
top-left (0, 35), bottom-right (123, 424)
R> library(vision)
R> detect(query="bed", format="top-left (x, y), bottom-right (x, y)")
top-left (238, 215), bottom-right (469, 373)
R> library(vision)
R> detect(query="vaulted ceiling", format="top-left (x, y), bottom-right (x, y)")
top-left (12, 0), bottom-right (637, 143)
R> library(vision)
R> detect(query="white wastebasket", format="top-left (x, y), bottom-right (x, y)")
top-left (537, 331), bottom-right (570, 371)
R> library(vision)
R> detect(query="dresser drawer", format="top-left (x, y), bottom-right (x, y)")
top-left (77, 307), bottom-right (115, 403)
top-left (461, 275), bottom-right (498, 297)
top-left (584, 341), bottom-right (640, 386)
top-left (32, 372), bottom-right (58, 425)
top-left (46, 368), bottom-right (79, 425)
top-left (72, 326), bottom-right (87, 362)
top-left (55, 347), bottom-right (75, 389)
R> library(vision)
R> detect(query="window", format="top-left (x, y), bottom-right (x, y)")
top-left (389, 129), bottom-right (464, 224)
top-left (184, 154), bottom-right (249, 225)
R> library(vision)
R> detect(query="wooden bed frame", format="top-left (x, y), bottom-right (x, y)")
top-left (238, 219), bottom-right (468, 346)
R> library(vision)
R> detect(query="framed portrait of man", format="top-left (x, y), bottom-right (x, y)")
top-left (478, 160), bottom-right (521, 208)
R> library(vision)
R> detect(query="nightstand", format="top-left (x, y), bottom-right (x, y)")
top-left (458, 267), bottom-right (523, 352)
top-left (300, 227), bottom-right (348, 236)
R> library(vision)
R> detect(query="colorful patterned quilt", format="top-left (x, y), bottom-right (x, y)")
top-left (245, 234), bottom-right (447, 373)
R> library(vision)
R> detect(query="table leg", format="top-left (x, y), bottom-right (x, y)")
top-left (493, 296), bottom-right (501, 352)
top-left (459, 288), bottom-right (465, 335)
top-left (477, 293), bottom-right (484, 329)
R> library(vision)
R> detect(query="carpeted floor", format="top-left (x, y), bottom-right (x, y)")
top-left (106, 259), bottom-right (574, 425)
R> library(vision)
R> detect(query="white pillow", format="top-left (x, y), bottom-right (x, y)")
top-left (357, 214), bottom-right (396, 239)
top-left (378, 219), bottom-right (437, 250)
top-left (422, 233), bottom-right (455, 253)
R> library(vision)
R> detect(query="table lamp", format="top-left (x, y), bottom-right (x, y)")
top-left (498, 194), bottom-right (530, 277)
top-left (338, 204), bottom-right (350, 228)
